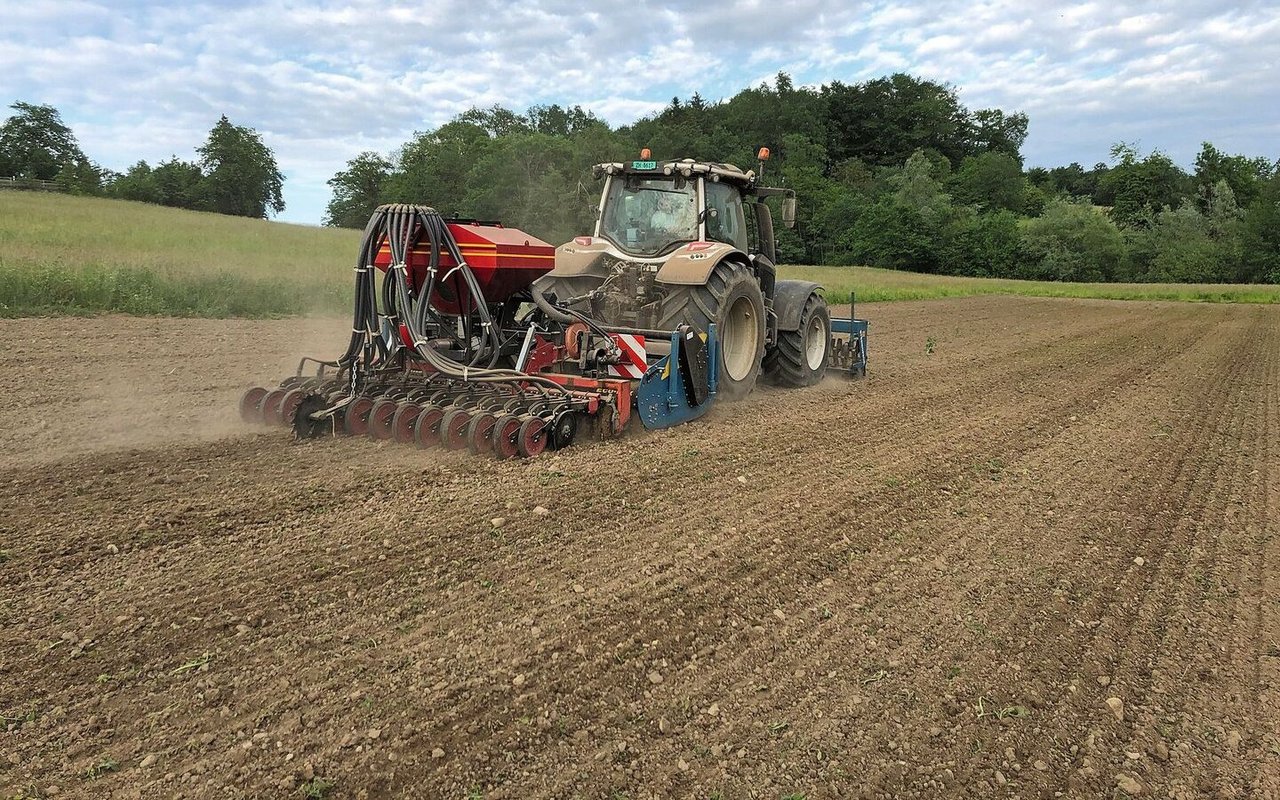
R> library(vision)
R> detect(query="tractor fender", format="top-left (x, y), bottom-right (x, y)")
top-left (655, 242), bottom-right (742, 286)
top-left (772, 279), bottom-right (824, 331)
top-left (547, 239), bottom-right (610, 279)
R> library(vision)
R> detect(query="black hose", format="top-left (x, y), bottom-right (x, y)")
top-left (338, 210), bottom-right (383, 366)
top-left (529, 279), bottom-right (575, 324)
top-left (373, 205), bottom-right (569, 395)
top-left (529, 278), bottom-right (619, 347)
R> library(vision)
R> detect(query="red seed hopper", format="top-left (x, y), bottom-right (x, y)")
top-left (372, 220), bottom-right (555, 312)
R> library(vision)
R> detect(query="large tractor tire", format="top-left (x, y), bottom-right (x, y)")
top-left (764, 291), bottom-right (831, 387)
top-left (654, 260), bottom-right (766, 401)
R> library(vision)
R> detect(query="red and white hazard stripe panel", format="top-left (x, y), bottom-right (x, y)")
top-left (607, 333), bottom-right (647, 379)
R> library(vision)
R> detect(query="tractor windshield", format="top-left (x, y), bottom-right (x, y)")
top-left (599, 176), bottom-right (698, 256)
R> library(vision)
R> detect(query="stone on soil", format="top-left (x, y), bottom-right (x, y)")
top-left (1116, 773), bottom-right (1143, 794)
top-left (1105, 696), bottom-right (1125, 721)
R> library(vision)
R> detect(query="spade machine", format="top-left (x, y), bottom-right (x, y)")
top-left (240, 153), bottom-right (869, 458)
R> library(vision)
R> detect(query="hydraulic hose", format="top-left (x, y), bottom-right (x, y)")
top-left (528, 276), bottom-right (621, 351)
top-left (369, 204), bottom-right (569, 395)
top-left (530, 279), bottom-right (575, 324)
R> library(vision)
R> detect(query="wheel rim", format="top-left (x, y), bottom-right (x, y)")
top-left (721, 294), bottom-right (757, 382)
top-left (344, 397), bottom-right (374, 436)
top-left (239, 387), bottom-right (268, 423)
top-left (548, 411), bottom-right (578, 451)
top-left (517, 416), bottom-right (548, 458)
top-left (805, 313), bottom-right (830, 371)
top-left (493, 415), bottom-right (522, 460)
top-left (391, 403), bottom-right (422, 444)
top-left (368, 399), bottom-right (398, 439)
top-left (280, 389), bottom-right (305, 425)
top-left (262, 390), bottom-right (287, 425)
top-left (414, 406), bottom-right (445, 448)
top-left (467, 413), bottom-right (497, 455)
top-left (442, 409), bottom-right (472, 450)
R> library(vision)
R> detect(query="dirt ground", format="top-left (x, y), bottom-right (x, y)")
top-left (1, 296), bottom-right (1277, 799)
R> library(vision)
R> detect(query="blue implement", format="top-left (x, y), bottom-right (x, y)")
top-left (829, 294), bottom-right (869, 377)
top-left (635, 324), bottom-right (719, 430)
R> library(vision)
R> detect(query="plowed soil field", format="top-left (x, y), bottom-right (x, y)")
top-left (2, 296), bottom-right (1278, 800)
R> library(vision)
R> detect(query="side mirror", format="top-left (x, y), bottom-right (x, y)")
top-left (782, 196), bottom-right (797, 228)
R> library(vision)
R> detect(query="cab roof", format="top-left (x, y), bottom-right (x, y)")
top-left (592, 158), bottom-right (757, 188)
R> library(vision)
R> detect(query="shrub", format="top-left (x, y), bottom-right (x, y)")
top-left (1020, 200), bottom-right (1128, 281)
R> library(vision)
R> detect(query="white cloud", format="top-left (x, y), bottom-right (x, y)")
top-left (917, 35), bottom-right (966, 56)
top-left (2, 0), bottom-right (1277, 223)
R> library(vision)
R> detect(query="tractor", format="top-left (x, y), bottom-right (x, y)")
top-left (534, 152), bottom-right (859, 399)
top-left (239, 152), bottom-right (867, 458)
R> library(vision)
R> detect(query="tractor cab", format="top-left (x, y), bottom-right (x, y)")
top-left (594, 159), bottom-right (751, 258)
top-left (599, 170), bottom-right (747, 256)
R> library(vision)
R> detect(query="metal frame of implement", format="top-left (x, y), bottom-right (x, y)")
top-left (828, 294), bottom-right (869, 378)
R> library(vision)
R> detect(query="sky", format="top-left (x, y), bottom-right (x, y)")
top-left (2, 0), bottom-right (1278, 225)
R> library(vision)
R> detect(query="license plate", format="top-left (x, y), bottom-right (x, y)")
top-left (631, 160), bottom-right (657, 170)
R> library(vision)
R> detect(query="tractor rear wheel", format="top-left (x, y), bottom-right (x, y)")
top-left (654, 260), bottom-right (765, 401)
top-left (764, 292), bottom-right (831, 387)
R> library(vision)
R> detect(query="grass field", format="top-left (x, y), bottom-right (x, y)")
top-left (791, 266), bottom-right (1280, 305)
top-left (2, 191), bottom-right (1277, 317)
top-left (0, 192), bottom-right (359, 316)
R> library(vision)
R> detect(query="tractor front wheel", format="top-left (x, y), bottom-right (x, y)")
top-left (764, 292), bottom-right (830, 387)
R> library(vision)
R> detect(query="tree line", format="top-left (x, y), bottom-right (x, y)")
top-left (0, 103), bottom-right (284, 218)
top-left (5, 76), bottom-right (1277, 284)
top-left (326, 73), bottom-right (1279, 284)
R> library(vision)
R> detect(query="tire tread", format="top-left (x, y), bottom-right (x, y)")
top-left (763, 293), bottom-right (830, 387)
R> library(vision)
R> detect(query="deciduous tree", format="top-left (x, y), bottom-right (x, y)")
top-left (1101, 144), bottom-right (1192, 227)
top-left (195, 116), bottom-right (285, 218)
top-left (949, 152), bottom-right (1026, 213)
top-left (0, 102), bottom-right (88, 180)
top-left (1021, 200), bottom-right (1128, 281)
top-left (825, 74), bottom-right (972, 167)
top-left (108, 161), bottom-right (159, 203)
top-left (1239, 173), bottom-right (1280, 283)
top-left (1193, 142), bottom-right (1273, 210)
top-left (324, 152), bottom-right (391, 228)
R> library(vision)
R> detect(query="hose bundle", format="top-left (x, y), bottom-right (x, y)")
top-left (340, 204), bottom-right (567, 395)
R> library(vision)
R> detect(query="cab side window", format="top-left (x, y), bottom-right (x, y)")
top-left (705, 182), bottom-right (747, 250)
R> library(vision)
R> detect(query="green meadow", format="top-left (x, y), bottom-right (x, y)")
top-left (2, 192), bottom-right (1276, 318)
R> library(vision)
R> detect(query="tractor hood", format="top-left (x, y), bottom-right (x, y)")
top-left (549, 236), bottom-right (616, 278)
top-left (548, 236), bottom-right (742, 287)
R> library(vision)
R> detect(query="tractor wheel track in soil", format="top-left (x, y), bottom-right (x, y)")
top-left (0, 296), bottom-right (1277, 800)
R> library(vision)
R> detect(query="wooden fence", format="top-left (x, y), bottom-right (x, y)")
top-left (0, 176), bottom-right (61, 191)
